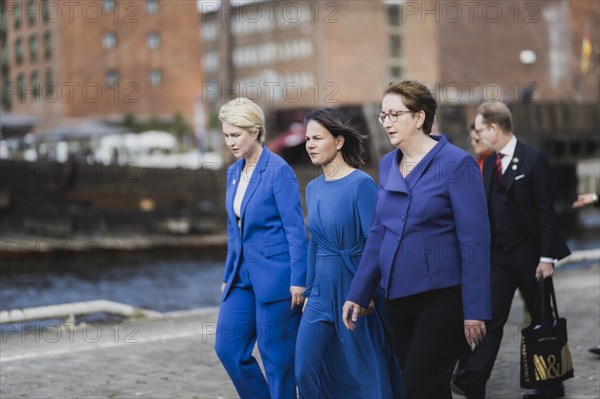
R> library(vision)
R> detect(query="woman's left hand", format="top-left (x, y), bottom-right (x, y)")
top-left (290, 286), bottom-right (305, 309)
top-left (464, 320), bottom-right (486, 349)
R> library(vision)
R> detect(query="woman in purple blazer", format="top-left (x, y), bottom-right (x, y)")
top-left (342, 80), bottom-right (491, 399)
top-left (214, 97), bottom-right (307, 399)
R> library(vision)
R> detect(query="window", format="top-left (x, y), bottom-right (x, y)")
top-left (30, 70), bottom-right (40, 100)
top-left (1, 48), bottom-right (8, 69)
top-left (203, 52), bottom-right (218, 73)
top-left (45, 68), bottom-right (54, 97)
top-left (103, 32), bottom-right (116, 49)
top-left (43, 31), bottom-right (52, 59)
top-left (103, 0), bottom-right (115, 12)
top-left (2, 79), bottom-right (13, 109)
top-left (146, 0), bottom-right (159, 14)
top-left (147, 32), bottom-right (160, 49)
top-left (14, 3), bottom-right (21, 29)
top-left (29, 34), bottom-right (38, 62)
top-left (201, 22), bottom-right (217, 42)
top-left (390, 66), bottom-right (403, 78)
top-left (15, 37), bottom-right (23, 65)
top-left (17, 73), bottom-right (25, 102)
top-left (27, 0), bottom-right (36, 25)
top-left (150, 69), bottom-right (162, 87)
top-left (42, 0), bottom-right (50, 23)
top-left (106, 69), bottom-right (118, 87)
top-left (388, 4), bottom-right (401, 27)
top-left (389, 34), bottom-right (402, 58)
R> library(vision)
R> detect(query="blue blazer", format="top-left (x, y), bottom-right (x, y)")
top-left (222, 146), bottom-right (307, 303)
top-left (347, 135), bottom-right (492, 320)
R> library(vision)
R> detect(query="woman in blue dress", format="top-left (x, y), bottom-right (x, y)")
top-left (295, 108), bottom-right (402, 398)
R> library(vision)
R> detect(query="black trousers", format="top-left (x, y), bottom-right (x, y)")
top-left (385, 286), bottom-right (463, 399)
top-left (464, 242), bottom-right (549, 382)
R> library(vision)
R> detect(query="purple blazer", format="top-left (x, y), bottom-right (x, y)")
top-left (346, 135), bottom-right (491, 320)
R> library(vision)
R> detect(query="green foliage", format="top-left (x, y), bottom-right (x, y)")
top-left (120, 112), bottom-right (191, 137)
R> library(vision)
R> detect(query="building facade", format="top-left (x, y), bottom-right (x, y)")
top-left (199, 1), bottom-right (390, 116)
top-left (1, 0), bottom-right (203, 130)
top-left (199, 0), bottom-right (598, 112)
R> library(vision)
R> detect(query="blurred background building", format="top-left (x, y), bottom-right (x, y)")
top-left (199, 0), bottom-right (599, 109)
top-left (1, 1), bottom-right (598, 140)
top-left (1, 0), bottom-right (203, 132)
top-left (0, 0), bottom-right (598, 238)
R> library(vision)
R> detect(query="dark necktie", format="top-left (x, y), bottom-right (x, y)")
top-left (495, 153), bottom-right (505, 180)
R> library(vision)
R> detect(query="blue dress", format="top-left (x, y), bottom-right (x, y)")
top-left (295, 170), bottom-right (402, 398)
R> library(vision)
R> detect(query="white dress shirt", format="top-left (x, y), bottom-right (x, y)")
top-left (497, 134), bottom-right (517, 174)
top-left (233, 167), bottom-right (254, 230)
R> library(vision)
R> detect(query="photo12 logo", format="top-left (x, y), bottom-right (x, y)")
top-left (399, 1), bottom-right (539, 24)
top-left (2, 1), bottom-right (142, 24)
top-left (199, 1), bottom-right (339, 24)
top-left (202, 81), bottom-right (339, 104)
top-left (1, 321), bottom-right (140, 345)
top-left (4, 81), bottom-right (139, 105)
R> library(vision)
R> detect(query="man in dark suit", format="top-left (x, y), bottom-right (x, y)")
top-left (451, 102), bottom-right (571, 399)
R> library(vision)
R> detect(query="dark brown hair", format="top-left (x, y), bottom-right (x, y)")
top-left (384, 80), bottom-right (437, 134)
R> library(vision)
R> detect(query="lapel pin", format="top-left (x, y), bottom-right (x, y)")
top-left (512, 164), bottom-right (517, 170)
top-left (232, 179), bottom-right (236, 185)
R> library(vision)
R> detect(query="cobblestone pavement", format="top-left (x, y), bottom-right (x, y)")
top-left (1, 265), bottom-right (598, 399)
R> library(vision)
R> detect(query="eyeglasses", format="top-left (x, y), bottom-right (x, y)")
top-left (377, 109), bottom-right (414, 125)
top-left (474, 125), bottom-right (490, 135)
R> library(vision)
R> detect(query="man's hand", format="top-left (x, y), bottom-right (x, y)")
top-left (290, 286), bottom-right (305, 309)
top-left (535, 261), bottom-right (554, 280)
top-left (464, 320), bottom-right (486, 349)
top-left (572, 193), bottom-right (598, 208)
top-left (342, 300), bottom-right (366, 331)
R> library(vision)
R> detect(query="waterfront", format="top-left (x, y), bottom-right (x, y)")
top-left (1, 217), bottom-right (598, 315)
top-left (1, 265), bottom-right (598, 399)
top-left (0, 250), bottom-right (224, 330)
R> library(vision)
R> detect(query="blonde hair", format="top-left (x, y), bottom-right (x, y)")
top-left (218, 97), bottom-right (266, 142)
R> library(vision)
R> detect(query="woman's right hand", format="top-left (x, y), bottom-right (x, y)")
top-left (220, 282), bottom-right (226, 294)
top-left (342, 300), bottom-right (366, 331)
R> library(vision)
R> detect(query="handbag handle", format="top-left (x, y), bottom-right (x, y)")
top-left (531, 277), bottom-right (560, 327)
top-left (547, 277), bottom-right (560, 320)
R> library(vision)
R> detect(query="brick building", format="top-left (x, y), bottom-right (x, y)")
top-left (1, 0), bottom-right (203, 130)
top-left (199, 0), bottom-right (390, 118)
top-left (1, 0), bottom-right (597, 137)
top-left (199, 0), bottom-right (598, 111)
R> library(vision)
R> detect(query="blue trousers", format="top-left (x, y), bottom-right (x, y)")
top-left (215, 286), bottom-right (301, 399)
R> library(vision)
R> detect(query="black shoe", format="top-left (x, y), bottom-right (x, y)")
top-left (450, 370), bottom-right (485, 399)
top-left (522, 382), bottom-right (565, 399)
top-left (588, 346), bottom-right (600, 355)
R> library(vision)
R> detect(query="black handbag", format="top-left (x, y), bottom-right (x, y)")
top-left (520, 277), bottom-right (574, 388)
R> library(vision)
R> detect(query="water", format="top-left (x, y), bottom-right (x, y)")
top-left (0, 250), bottom-right (224, 313)
top-left (0, 215), bottom-right (597, 333)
